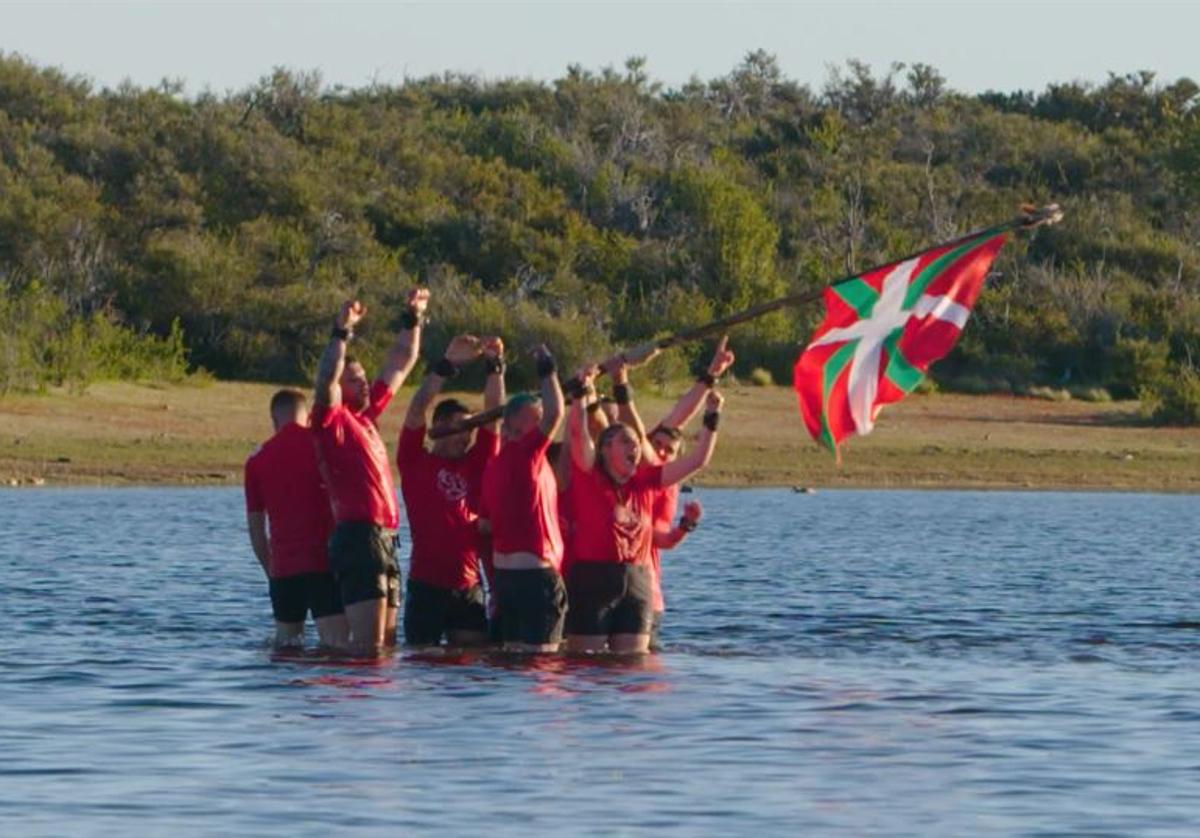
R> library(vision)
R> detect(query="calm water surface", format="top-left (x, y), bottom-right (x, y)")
top-left (1, 488), bottom-right (1198, 835)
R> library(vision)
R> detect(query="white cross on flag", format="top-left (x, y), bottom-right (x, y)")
top-left (793, 228), bottom-right (1010, 454)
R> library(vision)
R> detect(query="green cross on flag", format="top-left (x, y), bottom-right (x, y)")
top-left (793, 227), bottom-right (1011, 455)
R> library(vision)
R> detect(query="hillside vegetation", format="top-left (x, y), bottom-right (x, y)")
top-left (1, 53), bottom-right (1199, 419)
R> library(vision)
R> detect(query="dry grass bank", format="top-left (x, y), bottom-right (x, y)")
top-left (1, 381), bottom-right (1198, 491)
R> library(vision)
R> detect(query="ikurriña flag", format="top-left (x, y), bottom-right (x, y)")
top-left (793, 227), bottom-right (1010, 455)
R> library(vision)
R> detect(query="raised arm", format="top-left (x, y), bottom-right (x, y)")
top-left (658, 335), bottom-right (735, 430)
top-left (481, 336), bottom-right (506, 430)
top-left (653, 500), bottom-right (702, 550)
top-left (605, 358), bottom-right (654, 462)
top-left (376, 288), bottom-right (430, 395)
top-left (569, 365), bottom-right (600, 472)
top-left (534, 344), bottom-right (564, 439)
top-left (314, 300), bottom-right (365, 410)
top-left (403, 334), bottom-right (482, 430)
top-left (661, 390), bottom-right (723, 487)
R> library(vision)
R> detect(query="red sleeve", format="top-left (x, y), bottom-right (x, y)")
top-left (244, 455), bottom-right (265, 514)
top-left (516, 426), bottom-right (552, 458)
top-left (397, 424), bottom-right (426, 469)
top-left (467, 427), bottom-right (501, 474)
top-left (653, 487), bottom-right (677, 525)
top-left (634, 463), bottom-right (665, 491)
top-left (310, 401), bottom-right (337, 430)
top-left (364, 380), bottom-right (394, 422)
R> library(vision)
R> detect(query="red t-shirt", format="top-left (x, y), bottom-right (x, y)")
top-left (244, 422), bottom-right (335, 578)
top-left (480, 428), bottom-right (563, 569)
top-left (311, 380), bottom-right (398, 529)
top-left (398, 424), bottom-right (499, 590)
top-left (649, 483), bottom-right (679, 612)
top-left (567, 462), bottom-right (664, 565)
top-left (557, 485), bottom-right (574, 575)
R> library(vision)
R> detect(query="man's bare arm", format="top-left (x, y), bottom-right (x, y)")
top-left (403, 334), bottom-right (482, 430)
top-left (568, 365), bottom-right (599, 472)
top-left (376, 288), bottom-right (430, 395)
top-left (535, 344), bottom-right (565, 439)
top-left (662, 391), bottom-right (723, 487)
top-left (315, 300), bottom-right (365, 409)
top-left (482, 336), bottom-right (506, 429)
top-left (247, 511), bottom-right (270, 577)
top-left (658, 335), bottom-right (735, 430)
top-left (605, 359), bottom-right (655, 461)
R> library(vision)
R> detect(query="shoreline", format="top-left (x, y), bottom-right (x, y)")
top-left (2, 380), bottom-right (1199, 493)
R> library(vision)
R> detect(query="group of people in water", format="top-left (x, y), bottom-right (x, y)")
top-left (243, 289), bottom-right (732, 655)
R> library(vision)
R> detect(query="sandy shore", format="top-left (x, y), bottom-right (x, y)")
top-left (2, 381), bottom-right (1199, 491)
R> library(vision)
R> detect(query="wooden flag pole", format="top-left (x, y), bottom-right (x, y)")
top-left (428, 204), bottom-right (1063, 439)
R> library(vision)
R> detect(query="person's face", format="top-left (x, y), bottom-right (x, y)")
top-left (600, 402), bottom-right (619, 424)
top-left (649, 429), bottom-right (681, 464)
top-left (602, 427), bottom-right (642, 481)
top-left (431, 415), bottom-right (475, 459)
top-left (338, 362), bottom-right (370, 412)
top-left (503, 402), bottom-right (543, 440)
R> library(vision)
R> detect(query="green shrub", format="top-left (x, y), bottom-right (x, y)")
top-left (1026, 385), bottom-right (1072, 402)
top-left (947, 374), bottom-right (1011, 395)
top-left (1069, 385), bottom-right (1112, 402)
top-left (748, 367), bottom-right (774, 386)
top-left (1146, 366), bottom-right (1200, 425)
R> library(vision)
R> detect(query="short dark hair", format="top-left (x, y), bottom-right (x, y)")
top-left (504, 392), bottom-right (541, 420)
top-left (432, 398), bottom-right (470, 424)
top-left (270, 388), bottom-right (307, 418)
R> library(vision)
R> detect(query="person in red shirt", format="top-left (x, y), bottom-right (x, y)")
top-left (479, 344), bottom-right (566, 653)
top-left (311, 290), bottom-right (428, 655)
top-left (614, 336), bottom-right (735, 649)
top-left (398, 333), bottom-right (505, 647)
top-left (564, 364), bottom-right (724, 654)
top-left (245, 388), bottom-right (348, 648)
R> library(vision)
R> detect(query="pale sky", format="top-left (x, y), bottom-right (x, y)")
top-left (3, 0), bottom-right (1197, 96)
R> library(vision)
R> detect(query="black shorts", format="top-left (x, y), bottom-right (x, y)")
top-left (268, 572), bottom-right (343, 624)
top-left (328, 522), bottom-right (400, 608)
top-left (403, 578), bottom-right (488, 645)
top-left (494, 567), bottom-right (567, 647)
top-left (566, 561), bottom-right (654, 637)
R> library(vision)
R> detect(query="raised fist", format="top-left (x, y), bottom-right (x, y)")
top-left (445, 334), bottom-right (483, 365)
top-left (337, 300), bottom-right (366, 330)
top-left (682, 500), bottom-right (703, 524)
top-left (481, 336), bottom-right (505, 360)
top-left (407, 287), bottom-right (430, 317)
top-left (705, 389), bottom-right (725, 413)
top-left (602, 354), bottom-right (630, 385)
top-left (576, 363), bottom-right (600, 392)
top-left (708, 335), bottom-right (735, 378)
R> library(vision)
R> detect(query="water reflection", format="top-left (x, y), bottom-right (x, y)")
top-left (2, 487), bottom-right (1199, 834)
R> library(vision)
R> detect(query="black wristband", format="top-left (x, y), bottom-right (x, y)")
top-left (703, 410), bottom-right (721, 431)
top-left (678, 517), bottom-right (698, 533)
top-left (399, 309), bottom-right (420, 330)
top-left (563, 377), bottom-right (586, 400)
top-left (330, 325), bottom-right (351, 342)
top-left (433, 357), bottom-right (458, 378)
top-left (536, 355), bottom-right (556, 379)
top-left (613, 383), bottom-right (631, 405)
top-left (696, 371), bottom-right (717, 388)
top-left (484, 356), bottom-right (505, 376)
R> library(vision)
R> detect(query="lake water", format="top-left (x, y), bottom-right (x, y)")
top-left (1, 487), bottom-right (1198, 835)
